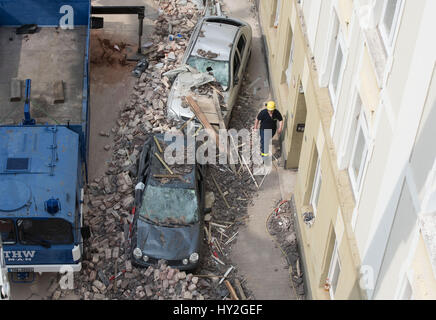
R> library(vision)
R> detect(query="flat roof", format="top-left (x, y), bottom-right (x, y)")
top-left (0, 126), bottom-right (79, 223)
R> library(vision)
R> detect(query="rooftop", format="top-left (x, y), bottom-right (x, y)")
top-left (0, 126), bottom-right (79, 223)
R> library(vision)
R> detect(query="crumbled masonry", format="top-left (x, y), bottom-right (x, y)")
top-left (48, 0), bottom-right (301, 300)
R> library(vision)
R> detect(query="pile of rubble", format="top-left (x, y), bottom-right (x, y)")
top-left (267, 200), bottom-right (306, 299)
top-left (91, 37), bottom-right (132, 66)
top-left (47, 0), bottom-right (258, 301)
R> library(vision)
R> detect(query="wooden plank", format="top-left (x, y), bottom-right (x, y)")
top-left (234, 279), bottom-right (247, 300)
top-left (53, 80), bottom-right (65, 104)
top-left (225, 280), bottom-right (239, 300)
top-left (211, 173), bottom-right (231, 209)
top-left (185, 95), bottom-right (223, 152)
top-left (154, 152), bottom-right (174, 175)
top-left (196, 96), bottom-right (220, 125)
top-left (196, 96), bottom-right (217, 113)
top-left (179, 115), bottom-right (196, 132)
top-left (10, 78), bottom-right (21, 102)
top-left (153, 136), bottom-right (163, 153)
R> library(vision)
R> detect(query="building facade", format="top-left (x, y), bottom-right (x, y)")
top-left (258, 0), bottom-right (436, 299)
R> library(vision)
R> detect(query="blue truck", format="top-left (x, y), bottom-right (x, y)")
top-left (0, 0), bottom-right (91, 274)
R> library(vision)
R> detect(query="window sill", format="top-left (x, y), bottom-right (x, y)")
top-left (362, 27), bottom-right (387, 88)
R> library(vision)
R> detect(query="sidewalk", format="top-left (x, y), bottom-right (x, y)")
top-left (221, 0), bottom-right (298, 300)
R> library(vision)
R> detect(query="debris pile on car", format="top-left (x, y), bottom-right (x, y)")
top-left (49, 0), bottom-right (266, 301)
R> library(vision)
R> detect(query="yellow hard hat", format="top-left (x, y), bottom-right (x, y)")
top-left (267, 101), bottom-right (276, 111)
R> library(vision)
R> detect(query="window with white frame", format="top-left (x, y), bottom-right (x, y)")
top-left (273, 0), bottom-right (282, 28)
top-left (329, 35), bottom-right (345, 106)
top-left (285, 36), bottom-right (295, 87)
top-left (348, 110), bottom-right (369, 198)
top-left (311, 160), bottom-right (322, 215)
top-left (320, 9), bottom-right (339, 87)
top-left (339, 88), bottom-right (363, 169)
top-left (328, 241), bottom-right (341, 299)
top-left (379, 0), bottom-right (402, 52)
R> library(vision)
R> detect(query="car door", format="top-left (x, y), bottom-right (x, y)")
top-left (227, 31), bottom-right (249, 114)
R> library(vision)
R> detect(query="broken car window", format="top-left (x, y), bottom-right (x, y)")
top-left (140, 185), bottom-right (199, 225)
top-left (187, 56), bottom-right (229, 89)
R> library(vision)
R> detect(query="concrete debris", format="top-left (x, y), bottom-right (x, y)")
top-left (267, 200), bottom-right (306, 299)
top-left (52, 0), bottom-right (282, 301)
top-left (91, 38), bottom-right (130, 66)
top-left (205, 191), bottom-right (215, 209)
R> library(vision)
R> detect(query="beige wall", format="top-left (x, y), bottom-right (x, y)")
top-left (259, 0), bottom-right (436, 299)
top-left (259, 0), bottom-right (361, 299)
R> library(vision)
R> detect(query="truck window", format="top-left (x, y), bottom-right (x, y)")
top-left (17, 219), bottom-right (73, 245)
top-left (0, 219), bottom-right (16, 244)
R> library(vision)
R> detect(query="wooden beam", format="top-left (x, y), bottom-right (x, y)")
top-left (154, 152), bottom-right (174, 175)
top-left (179, 114), bottom-right (196, 132)
top-left (234, 279), bottom-right (247, 300)
top-left (185, 95), bottom-right (224, 153)
top-left (225, 280), bottom-right (239, 300)
top-left (211, 173), bottom-right (230, 209)
top-left (153, 136), bottom-right (163, 153)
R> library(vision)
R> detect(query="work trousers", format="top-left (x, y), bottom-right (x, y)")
top-left (259, 128), bottom-right (276, 155)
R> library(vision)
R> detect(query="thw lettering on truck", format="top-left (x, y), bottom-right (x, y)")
top-left (3, 251), bottom-right (36, 262)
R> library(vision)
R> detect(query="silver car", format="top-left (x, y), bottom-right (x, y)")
top-left (167, 16), bottom-right (252, 127)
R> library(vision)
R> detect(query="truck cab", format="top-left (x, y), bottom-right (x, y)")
top-left (0, 126), bottom-right (85, 273)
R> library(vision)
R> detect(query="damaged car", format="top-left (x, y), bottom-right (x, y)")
top-left (130, 134), bottom-right (205, 270)
top-left (166, 15), bottom-right (252, 127)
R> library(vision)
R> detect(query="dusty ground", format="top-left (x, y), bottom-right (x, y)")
top-left (88, 0), bottom-right (159, 181)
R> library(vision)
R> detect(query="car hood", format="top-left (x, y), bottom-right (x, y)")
top-left (167, 70), bottom-right (229, 121)
top-left (135, 218), bottom-right (200, 260)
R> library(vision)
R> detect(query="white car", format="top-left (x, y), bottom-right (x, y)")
top-left (167, 16), bottom-right (252, 127)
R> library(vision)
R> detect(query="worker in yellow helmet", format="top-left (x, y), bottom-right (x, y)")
top-left (254, 101), bottom-right (283, 157)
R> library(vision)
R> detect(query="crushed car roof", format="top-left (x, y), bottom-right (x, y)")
top-left (190, 21), bottom-right (240, 61)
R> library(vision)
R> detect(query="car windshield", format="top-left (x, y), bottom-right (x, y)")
top-left (140, 185), bottom-right (199, 225)
top-left (187, 56), bottom-right (229, 89)
top-left (17, 218), bottom-right (74, 246)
